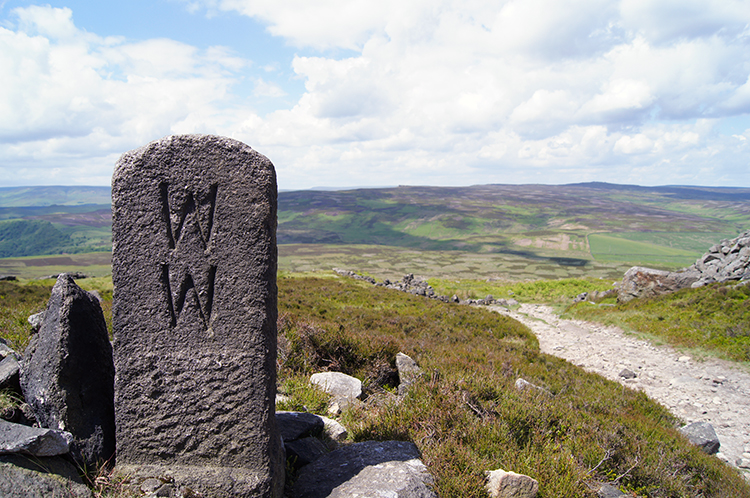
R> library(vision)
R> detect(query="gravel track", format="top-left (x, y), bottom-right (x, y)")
top-left (491, 303), bottom-right (750, 478)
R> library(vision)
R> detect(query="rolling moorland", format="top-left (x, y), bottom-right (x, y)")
top-left (1, 183), bottom-right (750, 496)
top-left (2, 182), bottom-right (750, 280)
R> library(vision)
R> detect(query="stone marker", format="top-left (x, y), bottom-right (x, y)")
top-left (19, 274), bottom-right (115, 468)
top-left (112, 134), bottom-right (284, 497)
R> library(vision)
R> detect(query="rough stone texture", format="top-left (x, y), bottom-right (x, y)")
top-left (19, 274), bottom-right (115, 467)
top-left (396, 352), bottom-right (422, 396)
top-left (618, 230), bottom-right (750, 302)
top-left (0, 419), bottom-right (72, 456)
top-left (310, 372), bottom-right (362, 405)
top-left (111, 134), bottom-right (283, 497)
top-left (679, 421), bottom-right (721, 454)
top-left (276, 411), bottom-right (324, 442)
top-left (485, 469), bottom-right (539, 498)
top-left (0, 455), bottom-right (93, 498)
top-left (320, 416), bottom-right (348, 442)
top-left (285, 436), bottom-right (328, 469)
top-left (0, 355), bottom-right (20, 392)
top-left (618, 266), bottom-right (700, 303)
top-left (293, 440), bottom-right (435, 498)
top-left (27, 312), bottom-right (45, 333)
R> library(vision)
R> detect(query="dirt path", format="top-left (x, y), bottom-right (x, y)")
top-left (491, 303), bottom-right (750, 477)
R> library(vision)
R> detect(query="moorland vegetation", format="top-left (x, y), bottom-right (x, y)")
top-left (1, 274), bottom-right (749, 497)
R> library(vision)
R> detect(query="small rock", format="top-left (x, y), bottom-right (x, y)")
top-left (320, 416), bottom-right (348, 442)
top-left (0, 356), bottom-right (20, 392)
top-left (485, 468), bottom-right (539, 498)
top-left (27, 312), bottom-right (45, 333)
top-left (678, 356), bottom-right (691, 363)
top-left (293, 440), bottom-right (435, 498)
top-left (396, 352), bottom-right (423, 396)
top-left (598, 483), bottom-right (626, 497)
top-left (0, 419), bottom-right (73, 457)
top-left (679, 422), bottom-right (720, 454)
top-left (737, 458), bottom-right (750, 469)
top-left (276, 411), bottom-right (324, 442)
top-left (140, 478), bottom-right (164, 493)
top-left (310, 372), bottom-right (362, 406)
top-left (618, 368), bottom-right (637, 379)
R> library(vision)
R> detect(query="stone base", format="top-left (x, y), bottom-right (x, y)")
top-left (117, 463), bottom-right (283, 498)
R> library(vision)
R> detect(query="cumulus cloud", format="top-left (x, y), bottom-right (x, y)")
top-left (0, 5), bottom-right (256, 185)
top-left (3, 1), bottom-right (750, 187)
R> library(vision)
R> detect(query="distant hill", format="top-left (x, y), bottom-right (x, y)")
top-left (2, 183), bottom-right (750, 267)
top-left (0, 186), bottom-right (111, 207)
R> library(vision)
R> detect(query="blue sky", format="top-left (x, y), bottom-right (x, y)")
top-left (2, 0), bottom-right (750, 190)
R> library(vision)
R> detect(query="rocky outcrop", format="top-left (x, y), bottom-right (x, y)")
top-left (618, 230), bottom-right (750, 302)
top-left (20, 274), bottom-right (115, 468)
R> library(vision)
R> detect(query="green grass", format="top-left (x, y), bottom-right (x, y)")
top-left (275, 276), bottom-right (749, 497)
top-left (568, 282), bottom-right (750, 363)
top-left (2, 275), bottom-right (749, 497)
top-left (588, 233), bottom-right (700, 267)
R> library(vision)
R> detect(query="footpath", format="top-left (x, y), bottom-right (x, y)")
top-left (492, 303), bottom-right (750, 479)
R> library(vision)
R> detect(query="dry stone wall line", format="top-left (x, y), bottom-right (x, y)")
top-left (494, 303), bottom-right (750, 478)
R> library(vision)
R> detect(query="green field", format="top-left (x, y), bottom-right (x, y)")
top-left (587, 232), bottom-right (729, 267)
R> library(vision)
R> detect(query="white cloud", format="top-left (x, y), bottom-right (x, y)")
top-left (3, 1), bottom-right (750, 188)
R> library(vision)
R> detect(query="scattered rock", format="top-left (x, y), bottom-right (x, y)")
top-left (0, 420), bottom-right (73, 457)
top-left (485, 468), bottom-right (539, 498)
top-left (293, 440), bottom-right (435, 498)
top-left (285, 437), bottom-right (329, 470)
top-left (27, 312), bottom-right (45, 333)
top-left (396, 352), bottom-right (423, 396)
top-left (597, 483), bottom-right (626, 497)
top-left (19, 274), bottom-right (115, 468)
top-left (0, 455), bottom-right (94, 498)
top-left (618, 230), bottom-right (750, 302)
top-left (618, 267), bottom-right (700, 303)
top-left (319, 416), bottom-right (348, 443)
top-left (0, 355), bottom-right (20, 392)
top-left (515, 378), bottom-right (551, 396)
top-left (618, 368), bottom-right (637, 379)
top-left (679, 422), bottom-right (720, 454)
top-left (310, 372), bottom-right (362, 407)
top-left (276, 411), bottom-right (324, 442)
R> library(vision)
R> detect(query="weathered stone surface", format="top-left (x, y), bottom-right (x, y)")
top-left (293, 440), bottom-right (435, 498)
top-left (27, 312), bottom-right (45, 333)
top-left (0, 355), bottom-right (20, 392)
top-left (618, 266), bottom-right (700, 303)
top-left (112, 134), bottom-right (283, 497)
top-left (310, 372), bottom-right (362, 405)
top-left (0, 419), bottom-right (72, 456)
top-left (285, 436), bottom-right (328, 469)
top-left (276, 411), bottom-right (324, 442)
top-left (0, 455), bottom-right (93, 498)
top-left (19, 274), bottom-right (115, 467)
top-left (679, 421), bottom-right (720, 454)
top-left (618, 230), bottom-right (750, 302)
top-left (485, 469), bottom-right (539, 498)
top-left (320, 416), bottom-right (348, 442)
top-left (396, 352), bottom-right (422, 396)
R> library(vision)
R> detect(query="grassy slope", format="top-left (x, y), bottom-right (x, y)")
top-left (3, 276), bottom-right (749, 496)
top-left (276, 276), bottom-right (749, 497)
top-left (568, 281), bottom-right (750, 363)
